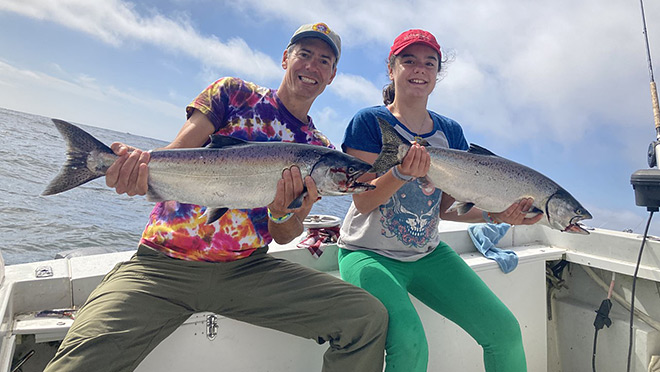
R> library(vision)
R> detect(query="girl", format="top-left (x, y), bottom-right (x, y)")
top-left (337, 29), bottom-right (542, 372)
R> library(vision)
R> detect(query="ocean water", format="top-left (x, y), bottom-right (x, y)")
top-left (0, 107), bottom-right (352, 265)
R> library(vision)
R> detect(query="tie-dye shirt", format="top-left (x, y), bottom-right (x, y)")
top-left (140, 77), bottom-right (333, 262)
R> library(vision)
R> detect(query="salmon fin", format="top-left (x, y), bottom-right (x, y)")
top-left (417, 138), bottom-right (431, 147)
top-left (42, 119), bottom-right (114, 196)
top-left (287, 186), bottom-right (308, 209)
top-left (207, 135), bottom-right (247, 148)
top-left (204, 207), bottom-right (229, 224)
top-left (511, 198), bottom-right (544, 217)
top-left (530, 206), bottom-right (543, 214)
top-left (145, 190), bottom-right (165, 202)
top-left (468, 143), bottom-right (499, 156)
top-left (447, 201), bottom-right (475, 215)
top-left (371, 117), bottom-right (410, 174)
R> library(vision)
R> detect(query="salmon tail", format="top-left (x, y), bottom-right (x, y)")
top-left (204, 207), bottom-right (229, 224)
top-left (446, 201), bottom-right (476, 215)
top-left (370, 117), bottom-right (410, 174)
top-left (42, 119), bottom-right (115, 196)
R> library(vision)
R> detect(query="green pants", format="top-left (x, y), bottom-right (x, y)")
top-left (338, 242), bottom-right (526, 372)
top-left (45, 245), bottom-right (388, 372)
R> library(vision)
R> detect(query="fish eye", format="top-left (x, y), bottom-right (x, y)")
top-left (348, 166), bottom-right (355, 173)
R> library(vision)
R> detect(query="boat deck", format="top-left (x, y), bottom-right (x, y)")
top-left (1, 222), bottom-right (660, 371)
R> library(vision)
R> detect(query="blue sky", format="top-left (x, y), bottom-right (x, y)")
top-left (1, 0), bottom-right (660, 235)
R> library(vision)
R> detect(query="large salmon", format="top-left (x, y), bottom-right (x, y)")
top-left (370, 118), bottom-right (592, 234)
top-left (43, 119), bottom-right (375, 223)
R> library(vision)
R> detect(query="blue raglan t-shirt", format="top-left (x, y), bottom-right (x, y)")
top-left (338, 105), bottom-right (469, 261)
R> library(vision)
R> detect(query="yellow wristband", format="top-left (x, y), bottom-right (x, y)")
top-left (267, 208), bottom-right (294, 224)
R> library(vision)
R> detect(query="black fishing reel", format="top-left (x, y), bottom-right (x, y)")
top-left (648, 141), bottom-right (659, 167)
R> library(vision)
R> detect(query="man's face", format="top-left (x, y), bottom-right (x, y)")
top-left (281, 38), bottom-right (337, 101)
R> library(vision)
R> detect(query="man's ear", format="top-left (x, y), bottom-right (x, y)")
top-left (327, 66), bottom-right (337, 85)
top-left (281, 50), bottom-right (288, 69)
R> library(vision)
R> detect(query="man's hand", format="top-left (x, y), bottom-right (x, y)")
top-left (105, 142), bottom-right (150, 196)
top-left (267, 166), bottom-right (320, 244)
top-left (268, 166), bottom-right (318, 218)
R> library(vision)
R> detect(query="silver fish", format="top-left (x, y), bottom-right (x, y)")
top-left (43, 119), bottom-right (375, 223)
top-left (370, 118), bottom-right (592, 234)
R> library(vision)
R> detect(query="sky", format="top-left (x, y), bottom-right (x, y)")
top-left (1, 0), bottom-right (660, 235)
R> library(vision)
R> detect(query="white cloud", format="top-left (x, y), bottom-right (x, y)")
top-left (0, 0), bottom-right (282, 82)
top-left (329, 73), bottom-right (381, 107)
top-left (430, 51), bottom-right (522, 142)
top-left (228, 0), bottom-right (660, 153)
top-left (310, 106), bottom-right (344, 147)
top-left (0, 60), bottom-right (182, 140)
top-left (229, 0), bottom-right (416, 46)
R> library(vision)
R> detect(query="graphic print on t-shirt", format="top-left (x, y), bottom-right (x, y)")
top-left (379, 177), bottom-right (441, 249)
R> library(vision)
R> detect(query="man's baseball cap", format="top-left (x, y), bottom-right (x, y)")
top-left (287, 23), bottom-right (341, 62)
top-left (389, 29), bottom-right (441, 59)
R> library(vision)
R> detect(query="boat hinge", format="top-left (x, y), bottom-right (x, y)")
top-left (35, 266), bottom-right (53, 278)
top-left (206, 314), bottom-right (218, 341)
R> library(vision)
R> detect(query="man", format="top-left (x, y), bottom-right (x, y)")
top-left (45, 23), bottom-right (388, 372)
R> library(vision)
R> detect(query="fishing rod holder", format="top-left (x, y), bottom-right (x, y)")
top-left (631, 140), bottom-right (660, 212)
top-left (631, 168), bottom-right (660, 211)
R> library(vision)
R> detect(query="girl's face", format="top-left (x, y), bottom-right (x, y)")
top-left (388, 43), bottom-right (439, 100)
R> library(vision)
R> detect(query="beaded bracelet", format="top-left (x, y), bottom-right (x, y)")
top-left (482, 210), bottom-right (500, 224)
top-left (391, 165), bottom-right (414, 182)
top-left (267, 208), bottom-right (294, 224)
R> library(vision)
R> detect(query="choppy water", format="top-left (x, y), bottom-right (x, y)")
top-left (0, 107), bottom-right (351, 265)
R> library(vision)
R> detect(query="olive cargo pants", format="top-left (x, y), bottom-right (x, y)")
top-left (45, 245), bottom-right (388, 372)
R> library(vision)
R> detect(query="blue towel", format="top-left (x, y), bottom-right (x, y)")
top-left (467, 223), bottom-right (518, 273)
